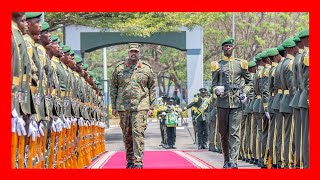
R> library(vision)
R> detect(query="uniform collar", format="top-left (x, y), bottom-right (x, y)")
top-left (125, 60), bottom-right (142, 68)
top-left (222, 56), bottom-right (235, 61)
top-left (23, 34), bottom-right (35, 46)
top-left (258, 65), bottom-right (264, 70)
top-left (11, 21), bottom-right (18, 30)
top-left (286, 54), bottom-right (295, 60)
top-left (271, 62), bottom-right (278, 67)
top-left (299, 48), bottom-right (304, 54)
top-left (265, 64), bottom-right (272, 68)
top-left (51, 56), bottom-right (60, 63)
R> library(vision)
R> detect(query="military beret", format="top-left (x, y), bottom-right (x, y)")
top-left (40, 22), bottom-right (50, 32)
top-left (88, 71), bottom-right (94, 77)
top-left (221, 38), bottom-right (234, 46)
top-left (50, 35), bottom-right (58, 42)
top-left (267, 48), bottom-right (279, 57)
top-left (277, 44), bottom-right (285, 51)
top-left (199, 88), bottom-right (207, 93)
top-left (248, 61), bottom-right (257, 68)
top-left (282, 38), bottom-right (296, 48)
top-left (82, 63), bottom-right (89, 70)
top-left (25, 12), bottom-right (42, 19)
top-left (255, 53), bottom-right (262, 61)
top-left (69, 50), bottom-right (75, 56)
top-left (260, 51), bottom-right (268, 59)
top-left (128, 43), bottom-right (140, 52)
top-left (74, 56), bottom-right (82, 64)
top-left (293, 34), bottom-right (301, 42)
top-left (298, 28), bottom-right (309, 38)
top-left (62, 45), bottom-right (71, 53)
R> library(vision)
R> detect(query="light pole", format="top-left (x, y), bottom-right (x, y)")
top-left (232, 12), bottom-right (235, 56)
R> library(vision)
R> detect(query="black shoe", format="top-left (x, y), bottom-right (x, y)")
top-left (229, 163), bottom-right (238, 169)
top-left (132, 164), bottom-right (143, 169)
top-left (260, 164), bottom-right (267, 169)
top-left (171, 145), bottom-right (176, 149)
top-left (202, 144), bottom-right (208, 149)
top-left (126, 162), bottom-right (134, 169)
top-left (223, 162), bottom-right (230, 168)
top-left (271, 164), bottom-right (277, 169)
top-left (249, 159), bottom-right (254, 164)
top-left (245, 158), bottom-right (250, 163)
top-left (198, 146), bottom-right (202, 150)
top-left (253, 159), bottom-right (259, 165)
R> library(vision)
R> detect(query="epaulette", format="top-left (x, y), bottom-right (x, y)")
top-left (303, 55), bottom-right (309, 66)
top-left (141, 61), bottom-right (152, 68)
top-left (289, 60), bottom-right (294, 71)
top-left (210, 61), bottom-right (219, 72)
top-left (239, 59), bottom-right (248, 70)
top-left (259, 69), bottom-right (263, 78)
top-left (264, 67), bottom-right (270, 77)
top-left (194, 97), bottom-right (198, 103)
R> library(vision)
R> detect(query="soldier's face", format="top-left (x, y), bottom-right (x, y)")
top-left (40, 31), bottom-right (51, 45)
top-left (27, 18), bottom-right (41, 40)
top-left (128, 50), bottom-right (140, 61)
top-left (222, 44), bottom-right (234, 56)
top-left (52, 42), bottom-right (61, 56)
top-left (273, 54), bottom-right (282, 63)
top-left (249, 67), bottom-right (256, 73)
top-left (17, 15), bottom-right (28, 35)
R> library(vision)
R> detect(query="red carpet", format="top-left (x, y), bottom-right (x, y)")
top-left (88, 150), bottom-right (214, 169)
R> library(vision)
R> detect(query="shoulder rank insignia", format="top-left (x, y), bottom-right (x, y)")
top-left (240, 59), bottom-right (248, 70)
top-left (264, 68), bottom-right (270, 77)
top-left (210, 61), bottom-right (219, 72)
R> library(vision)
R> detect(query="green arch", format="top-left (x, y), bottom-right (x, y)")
top-left (80, 31), bottom-right (187, 53)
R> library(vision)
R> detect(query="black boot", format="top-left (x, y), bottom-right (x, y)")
top-left (133, 164), bottom-right (143, 169)
top-left (126, 162), bottom-right (134, 169)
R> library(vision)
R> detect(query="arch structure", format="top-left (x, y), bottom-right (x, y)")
top-left (66, 25), bottom-right (203, 122)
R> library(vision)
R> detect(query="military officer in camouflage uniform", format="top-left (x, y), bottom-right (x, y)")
top-left (266, 48), bottom-right (281, 168)
top-left (111, 43), bottom-right (156, 169)
top-left (211, 38), bottom-right (253, 168)
top-left (298, 29), bottom-right (309, 168)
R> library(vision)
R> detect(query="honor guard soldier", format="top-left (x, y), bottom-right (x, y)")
top-left (211, 38), bottom-right (253, 168)
top-left (157, 95), bottom-right (168, 148)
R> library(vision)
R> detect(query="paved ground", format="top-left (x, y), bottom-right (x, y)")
top-left (104, 118), bottom-right (260, 169)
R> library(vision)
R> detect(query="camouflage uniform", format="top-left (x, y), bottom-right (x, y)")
top-left (111, 59), bottom-right (156, 166)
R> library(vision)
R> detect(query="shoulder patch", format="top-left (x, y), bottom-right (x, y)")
top-left (194, 97), bottom-right (198, 103)
top-left (240, 60), bottom-right (248, 70)
top-left (303, 56), bottom-right (309, 66)
top-left (210, 61), bottom-right (219, 72)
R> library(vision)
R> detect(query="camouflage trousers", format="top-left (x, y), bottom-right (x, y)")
top-left (119, 111), bottom-right (148, 165)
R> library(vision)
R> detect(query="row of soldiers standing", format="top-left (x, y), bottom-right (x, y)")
top-left (239, 29), bottom-right (309, 169)
top-left (11, 12), bottom-right (107, 169)
top-left (185, 29), bottom-right (309, 169)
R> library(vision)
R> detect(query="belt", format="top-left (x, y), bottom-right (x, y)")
top-left (257, 95), bottom-right (262, 99)
top-left (12, 75), bottom-right (31, 86)
top-left (277, 89), bottom-right (283, 94)
top-left (283, 90), bottom-right (290, 95)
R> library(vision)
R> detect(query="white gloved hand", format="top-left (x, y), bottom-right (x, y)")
top-left (215, 86), bottom-right (225, 96)
top-left (78, 117), bottom-right (84, 126)
top-left (51, 120), bottom-right (57, 132)
top-left (28, 122), bottom-right (37, 141)
top-left (265, 112), bottom-right (271, 121)
top-left (16, 117), bottom-right (26, 136)
top-left (64, 117), bottom-right (71, 129)
top-left (55, 118), bottom-right (64, 132)
top-left (239, 93), bottom-right (247, 103)
top-left (177, 108), bottom-right (182, 113)
top-left (12, 109), bottom-right (18, 133)
top-left (38, 121), bottom-right (45, 136)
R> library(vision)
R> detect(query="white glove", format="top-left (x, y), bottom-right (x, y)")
top-left (63, 117), bottom-right (71, 129)
top-left (215, 86), bottom-right (225, 96)
top-left (239, 93), bottom-right (247, 103)
top-left (28, 122), bottom-right (37, 141)
top-left (16, 117), bottom-right (26, 136)
top-left (51, 120), bottom-right (57, 132)
top-left (78, 117), bottom-right (84, 126)
top-left (38, 121), bottom-right (45, 136)
top-left (177, 108), bottom-right (182, 113)
top-left (55, 118), bottom-right (64, 132)
top-left (265, 112), bottom-right (270, 120)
